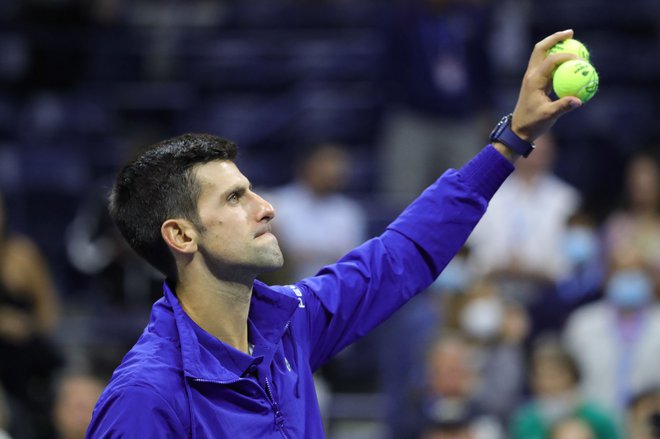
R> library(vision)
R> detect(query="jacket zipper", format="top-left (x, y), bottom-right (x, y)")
top-left (193, 377), bottom-right (288, 438)
top-left (265, 376), bottom-right (288, 439)
top-left (192, 378), bottom-right (240, 385)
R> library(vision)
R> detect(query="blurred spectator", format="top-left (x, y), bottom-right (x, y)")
top-left (380, 249), bottom-right (473, 439)
top-left (419, 400), bottom-right (477, 439)
top-left (66, 130), bottom-right (167, 310)
top-left (0, 192), bottom-right (62, 438)
top-left (52, 373), bottom-right (104, 439)
top-left (627, 386), bottom-right (660, 439)
top-left (549, 417), bottom-right (598, 439)
top-left (66, 178), bottom-right (164, 310)
top-left (417, 333), bottom-right (505, 439)
top-left (468, 133), bottom-right (581, 286)
top-left (556, 210), bottom-right (606, 306)
top-left (524, 210), bottom-right (607, 344)
top-left (380, 290), bottom-right (441, 439)
top-left (378, 0), bottom-right (494, 207)
top-left (509, 337), bottom-right (620, 439)
top-left (262, 142), bottom-right (367, 282)
top-left (458, 278), bottom-right (527, 424)
top-left (434, 247), bottom-right (474, 297)
top-left (563, 260), bottom-right (660, 416)
top-left (603, 152), bottom-right (660, 287)
top-left (466, 134), bottom-right (582, 342)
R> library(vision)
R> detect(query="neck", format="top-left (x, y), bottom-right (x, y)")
top-left (176, 264), bottom-right (254, 354)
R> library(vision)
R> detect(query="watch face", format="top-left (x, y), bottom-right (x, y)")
top-left (489, 114), bottom-right (533, 157)
top-left (490, 115), bottom-right (511, 139)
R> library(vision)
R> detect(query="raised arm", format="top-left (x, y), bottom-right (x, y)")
top-left (285, 30), bottom-right (586, 370)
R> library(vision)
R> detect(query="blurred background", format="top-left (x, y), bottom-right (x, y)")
top-left (0, 0), bottom-right (659, 438)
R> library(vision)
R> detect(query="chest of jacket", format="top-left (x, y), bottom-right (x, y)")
top-left (185, 331), bottom-right (322, 438)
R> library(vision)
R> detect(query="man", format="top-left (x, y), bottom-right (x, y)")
top-left (87, 30), bottom-right (582, 437)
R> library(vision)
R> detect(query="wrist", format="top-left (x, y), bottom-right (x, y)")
top-left (510, 120), bottom-right (533, 143)
top-left (489, 114), bottom-right (536, 158)
top-left (491, 141), bottom-right (521, 163)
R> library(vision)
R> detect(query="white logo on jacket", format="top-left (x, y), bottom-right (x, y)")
top-left (289, 285), bottom-right (305, 308)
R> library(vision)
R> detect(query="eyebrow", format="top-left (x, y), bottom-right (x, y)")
top-left (221, 180), bottom-right (253, 201)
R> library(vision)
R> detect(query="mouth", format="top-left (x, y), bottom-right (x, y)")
top-left (254, 226), bottom-right (273, 239)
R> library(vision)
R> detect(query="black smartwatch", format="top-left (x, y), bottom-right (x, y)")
top-left (489, 113), bottom-right (535, 158)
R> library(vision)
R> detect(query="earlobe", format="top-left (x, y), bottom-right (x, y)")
top-left (161, 219), bottom-right (198, 254)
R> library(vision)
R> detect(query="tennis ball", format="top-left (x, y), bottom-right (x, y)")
top-left (552, 59), bottom-right (599, 103)
top-left (548, 38), bottom-right (590, 61)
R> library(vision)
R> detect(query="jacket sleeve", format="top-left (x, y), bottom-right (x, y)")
top-left (86, 385), bottom-right (187, 438)
top-left (295, 145), bottom-right (514, 371)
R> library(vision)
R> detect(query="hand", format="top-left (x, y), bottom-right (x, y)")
top-left (511, 30), bottom-right (583, 142)
top-left (0, 307), bottom-right (33, 342)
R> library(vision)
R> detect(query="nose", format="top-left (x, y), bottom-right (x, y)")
top-left (253, 191), bottom-right (276, 222)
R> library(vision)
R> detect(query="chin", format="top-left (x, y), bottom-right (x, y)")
top-left (264, 254), bottom-right (285, 272)
top-left (255, 248), bottom-right (284, 273)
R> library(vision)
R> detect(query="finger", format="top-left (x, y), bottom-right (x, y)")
top-left (545, 96), bottom-right (582, 118)
top-left (534, 52), bottom-right (579, 83)
top-left (528, 29), bottom-right (574, 69)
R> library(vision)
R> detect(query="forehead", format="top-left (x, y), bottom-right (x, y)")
top-left (194, 160), bottom-right (247, 194)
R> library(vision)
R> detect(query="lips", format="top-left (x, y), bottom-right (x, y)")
top-left (254, 226), bottom-right (273, 238)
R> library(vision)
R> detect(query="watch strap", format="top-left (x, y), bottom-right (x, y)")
top-left (489, 114), bottom-right (535, 158)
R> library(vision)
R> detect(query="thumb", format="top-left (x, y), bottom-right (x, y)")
top-left (548, 96), bottom-right (582, 117)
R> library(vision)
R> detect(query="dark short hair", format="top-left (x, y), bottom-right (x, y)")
top-left (109, 133), bottom-right (237, 278)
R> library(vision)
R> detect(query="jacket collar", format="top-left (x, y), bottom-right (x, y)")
top-left (160, 280), bottom-right (299, 382)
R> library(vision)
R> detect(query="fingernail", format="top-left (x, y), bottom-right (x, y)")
top-left (563, 29), bottom-right (573, 33)
top-left (570, 99), bottom-right (582, 108)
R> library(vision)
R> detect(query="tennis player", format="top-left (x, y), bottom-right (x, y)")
top-left (87, 30), bottom-right (582, 438)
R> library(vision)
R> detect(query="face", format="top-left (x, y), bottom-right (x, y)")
top-left (626, 156), bottom-right (659, 210)
top-left (532, 356), bottom-right (574, 395)
top-left (517, 133), bottom-right (556, 176)
top-left (301, 145), bottom-right (349, 195)
top-left (551, 419), bottom-right (596, 439)
top-left (628, 392), bottom-right (660, 439)
top-left (193, 161), bottom-right (283, 279)
top-left (422, 429), bottom-right (473, 439)
top-left (53, 376), bottom-right (104, 439)
top-left (427, 338), bottom-right (474, 397)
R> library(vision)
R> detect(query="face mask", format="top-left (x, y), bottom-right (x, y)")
top-left (606, 269), bottom-right (653, 310)
top-left (537, 392), bottom-right (577, 423)
top-left (460, 297), bottom-right (503, 340)
top-left (435, 257), bottom-right (471, 294)
top-left (564, 226), bottom-right (598, 266)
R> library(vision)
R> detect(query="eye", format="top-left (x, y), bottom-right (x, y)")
top-left (227, 192), bottom-right (239, 203)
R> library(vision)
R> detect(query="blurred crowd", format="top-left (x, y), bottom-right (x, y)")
top-left (1, 0), bottom-right (660, 438)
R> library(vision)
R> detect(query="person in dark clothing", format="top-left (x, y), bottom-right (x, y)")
top-left (0, 192), bottom-right (62, 438)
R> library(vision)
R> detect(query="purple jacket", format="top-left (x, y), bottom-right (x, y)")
top-left (87, 145), bottom-right (513, 438)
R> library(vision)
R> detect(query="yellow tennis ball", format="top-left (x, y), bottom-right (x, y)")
top-left (548, 38), bottom-right (590, 61)
top-left (552, 59), bottom-right (599, 103)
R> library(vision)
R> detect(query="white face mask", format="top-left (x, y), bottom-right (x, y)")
top-left (536, 392), bottom-right (578, 424)
top-left (606, 269), bottom-right (653, 310)
top-left (564, 226), bottom-right (598, 266)
top-left (460, 297), bottom-right (503, 341)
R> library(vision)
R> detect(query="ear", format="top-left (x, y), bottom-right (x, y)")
top-left (161, 219), bottom-right (199, 255)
